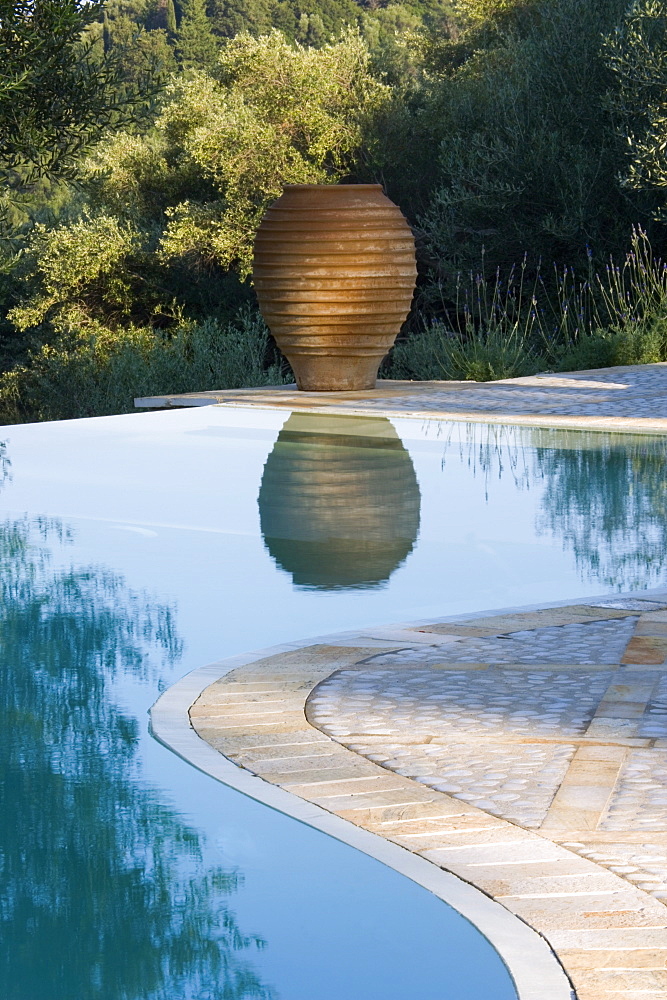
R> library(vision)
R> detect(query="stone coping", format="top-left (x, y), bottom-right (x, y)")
top-left (135, 364), bottom-right (667, 435)
top-left (151, 651), bottom-right (573, 1000)
top-left (151, 586), bottom-right (667, 1000)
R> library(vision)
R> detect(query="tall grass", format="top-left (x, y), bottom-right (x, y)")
top-left (388, 228), bottom-right (667, 381)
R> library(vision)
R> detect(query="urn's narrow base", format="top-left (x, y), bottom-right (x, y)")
top-left (290, 354), bottom-right (382, 392)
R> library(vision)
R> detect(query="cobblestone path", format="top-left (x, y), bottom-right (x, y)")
top-left (190, 596), bottom-right (667, 999)
top-left (308, 600), bottom-right (667, 906)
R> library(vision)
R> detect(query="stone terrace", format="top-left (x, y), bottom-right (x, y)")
top-left (136, 362), bottom-right (667, 434)
top-left (191, 597), bottom-right (667, 1000)
top-left (153, 363), bottom-right (667, 998)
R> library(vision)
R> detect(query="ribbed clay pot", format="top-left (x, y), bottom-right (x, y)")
top-left (258, 413), bottom-right (421, 589)
top-left (253, 184), bottom-right (417, 391)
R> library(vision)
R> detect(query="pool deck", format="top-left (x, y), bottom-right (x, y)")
top-left (135, 362), bottom-right (667, 434)
top-left (148, 363), bottom-right (667, 1000)
top-left (172, 596), bottom-right (667, 1000)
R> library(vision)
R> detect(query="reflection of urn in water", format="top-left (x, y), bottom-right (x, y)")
top-left (258, 414), bottom-right (421, 589)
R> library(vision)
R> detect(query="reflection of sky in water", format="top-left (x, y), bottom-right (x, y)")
top-left (0, 507), bottom-right (515, 1000)
top-left (1, 406), bottom-right (666, 1000)
top-left (0, 517), bottom-right (268, 1000)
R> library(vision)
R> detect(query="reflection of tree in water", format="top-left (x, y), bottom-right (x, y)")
top-left (531, 430), bottom-right (667, 590)
top-left (0, 439), bottom-right (9, 486)
top-left (0, 511), bottom-right (274, 1000)
top-left (441, 423), bottom-right (667, 591)
top-left (439, 422), bottom-right (533, 500)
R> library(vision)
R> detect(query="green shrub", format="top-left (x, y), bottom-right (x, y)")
top-left (157, 29), bottom-right (391, 276)
top-left (0, 308), bottom-right (288, 423)
top-left (3, 28), bottom-right (392, 373)
top-left (555, 321), bottom-right (667, 372)
top-left (414, 0), bottom-right (635, 301)
top-left (387, 321), bottom-right (546, 381)
top-left (387, 314), bottom-right (667, 383)
top-left (8, 214), bottom-right (143, 332)
top-left (604, 0), bottom-right (667, 219)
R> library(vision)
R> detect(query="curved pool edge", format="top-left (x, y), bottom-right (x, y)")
top-left (149, 636), bottom-right (574, 1000)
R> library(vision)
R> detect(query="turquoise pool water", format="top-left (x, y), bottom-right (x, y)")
top-left (2, 407), bottom-right (666, 999)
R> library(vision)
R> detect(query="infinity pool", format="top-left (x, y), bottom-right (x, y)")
top-left (2, 406), bottom-right (665, 999)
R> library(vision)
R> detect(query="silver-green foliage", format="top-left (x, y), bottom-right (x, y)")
top-left (157, 29), bottom-right (391, 275)
top-left (0, 309), bottom-right (288, 423)
top-left (0, 0), bottom-right (160, 217)
top-left (9, 214), bottom-right (142, 332)
top-left (605, 0), bottom-right (667, 212)
top-left (9, 29), bottom-right (390, 331)
top-left (1, 29), bottom-right (389, 421)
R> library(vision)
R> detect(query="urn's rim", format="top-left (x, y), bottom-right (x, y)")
top-left (283, 183), bottom-right (383, 191)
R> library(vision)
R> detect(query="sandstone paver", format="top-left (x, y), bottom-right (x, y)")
top-left (189, 595), bottom-right (667, 998)
top-left (135, 363), bottom-right (667, 435)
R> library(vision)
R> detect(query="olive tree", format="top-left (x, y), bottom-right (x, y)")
top-left (0, 0), bottom-right (156, 186)
top-left (7, 30), bottom-right (390, 350)
top-left (605, 0), bottom-right (667, 219)
top-left (157, 29), bottom-right (392, 275)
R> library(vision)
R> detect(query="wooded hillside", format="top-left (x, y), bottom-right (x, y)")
top-left (2, 0), bottom-right (667, 421)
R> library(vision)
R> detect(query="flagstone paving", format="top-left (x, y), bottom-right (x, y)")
top-left (136, 362), bottom-right (667, 434)
top-left (190, 595), bottom-right (667, 1000)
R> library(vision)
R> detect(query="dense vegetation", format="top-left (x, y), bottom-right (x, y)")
top-left (2, 0), bottom-right (667, 422)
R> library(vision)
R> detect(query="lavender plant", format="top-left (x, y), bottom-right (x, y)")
top-left (388, 228), bottom-right (667, 381)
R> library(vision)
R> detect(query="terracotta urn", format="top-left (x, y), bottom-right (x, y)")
top-left (258, 413), bottom-right (421, 589)
top-left (252, 184), bottom-right (417, 391)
